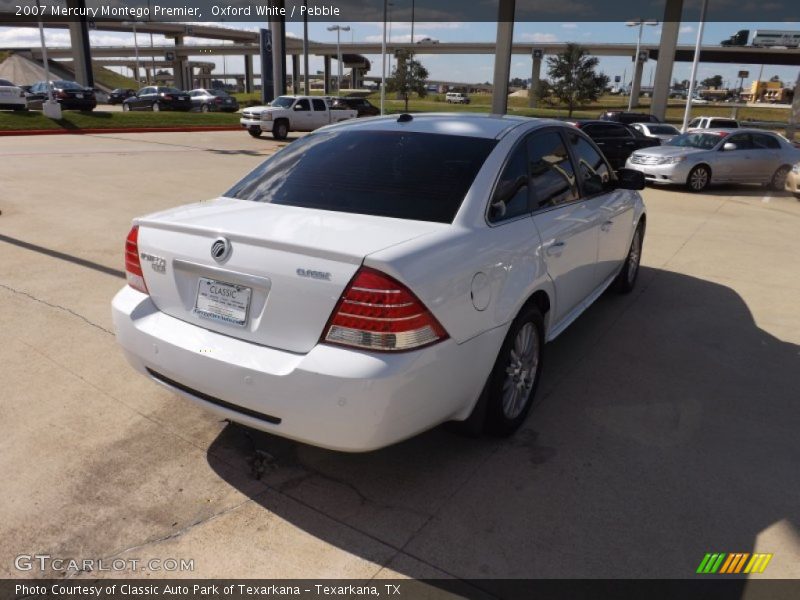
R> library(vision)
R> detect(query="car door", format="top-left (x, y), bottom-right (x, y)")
top-left (134, 87), bottom-right (156, 110)
top-left (527, 129), bottom-right (601, 324)
top-left (750, 133), bottom-right (783, 181)
top-left (290, 97), bottom-right (314, 130)
top-left (311, 98), bottom-right (329, 126)
top-left (716, 132), bottom-right (756, 181)
top-left (566, 130), bottom-right (635, 283)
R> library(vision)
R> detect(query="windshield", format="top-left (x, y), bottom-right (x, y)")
top-left (226, 130), bottom-right (498, 224)
top-left (270, 96), bottom-right (295, 108)
top-left (210, 90), bottom-right (229, 97)
top-left (666, 132), bottom-right (726, 150)
top-left (55, 81), bottom-right (83, 90)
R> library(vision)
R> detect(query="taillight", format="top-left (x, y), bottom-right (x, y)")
top-left (322, 267), bottom-right (448, 352)
top-left (56, 91), bottom-right (68, 99)
top-left (163, 94), bottom-right (173, 100)
top-left (125, 226), bottom-right (148, 294)
top-left (215, 97), bottom-right (223, 104)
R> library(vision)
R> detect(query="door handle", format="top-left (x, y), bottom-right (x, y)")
top-left (601, 220), bottom-right (613, 232)
top-left (545, 241), bottom-right (566, 256)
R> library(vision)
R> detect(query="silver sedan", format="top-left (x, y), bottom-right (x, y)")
top-left (625, 129), bottom-right (800, 192)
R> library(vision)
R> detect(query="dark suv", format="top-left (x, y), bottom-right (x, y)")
top-left (570, 120), bottom-right (661, 170)
top-left (598, 111), bottom-right (661, 125)
top-left (331, 97), bottom-right (380, 117)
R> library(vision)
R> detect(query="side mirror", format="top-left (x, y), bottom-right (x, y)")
top-left (616, 168), bottom-right (645, 191)
top-left (293, 104), bottom-right (304, 111)
top-left (722, 142), bottom-right (737, 151)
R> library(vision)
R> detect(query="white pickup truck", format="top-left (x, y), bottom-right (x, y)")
top-left (240, 95), bottom-right (358, 140)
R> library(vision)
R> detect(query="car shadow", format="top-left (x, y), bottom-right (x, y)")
top-left (205, 267), bottom-right (799, 590)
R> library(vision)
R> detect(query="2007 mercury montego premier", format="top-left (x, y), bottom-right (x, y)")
top-left (112, 114), bottom-right (646, 451)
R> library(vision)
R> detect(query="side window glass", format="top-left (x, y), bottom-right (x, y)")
top-left (489, 143), bottom-right (530, 223)
top-left (752, 134), bottom-right (780, 149)
top-left (295, 98), bottom-right (311, 111)
top-left (727, 134), bottom-right (753, 149)
top-left (528, 132), bottom-right (578, 209)
top-left (568, 132), bottom-right (611, 196)
top-left (312, 99), bottom-right (327, 111)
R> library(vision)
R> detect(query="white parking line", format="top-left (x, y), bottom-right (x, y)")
top-left (762, 195), bottom-right (772, 203)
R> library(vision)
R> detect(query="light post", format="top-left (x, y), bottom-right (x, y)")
top-left (411, 0), bottom-right (415, 44)
top-left (122, 21), bottom-right (142, 85)
top-left (626, 18), bottom-right (658, 112)
top-left (35, 0), bottom-right (60, 118)
top-left (681, 0), bottom-right (709, 131)
top-left (381, 0), bottom-right (387, 115)
top-left (327, 25), bottom-right (350, 94)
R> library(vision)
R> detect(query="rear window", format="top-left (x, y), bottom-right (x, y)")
top-left (0, 79), bottom-right (16, 86)
top-left (648, 125), bottom-right (679, 135)
top-left (55, 81), bottom-right (83, 90)
top-left (226, 130), bottom-right (498, 223)
top-left (711, 119), bottom-right (738, 128)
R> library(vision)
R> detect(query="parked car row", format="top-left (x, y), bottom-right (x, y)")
top-left (26, 80), bottom-right (97, 111)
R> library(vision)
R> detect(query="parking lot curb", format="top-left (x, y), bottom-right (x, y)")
top-left (0, 126), bottom-right (242, 136)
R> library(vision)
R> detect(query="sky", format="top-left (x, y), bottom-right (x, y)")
top-left (1, 21), bottom-right (798, 89)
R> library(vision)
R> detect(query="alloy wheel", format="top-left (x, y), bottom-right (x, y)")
top-left (502, 322), bottom-right (540, 420)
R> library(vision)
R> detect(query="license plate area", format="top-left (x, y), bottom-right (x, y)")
top-left (194, 277), bottom-right (251, 327)
top-left (76, 93), bottom-right (84, 98)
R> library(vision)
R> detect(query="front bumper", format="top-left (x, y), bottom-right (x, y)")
top-left (624, 159), bottom-right (692, 186)
top-left (112, 286), bottom-right (503, 452)
top-left (785, 169), bottom-right (800, 195)
top-left (240, 117), bottom-right (269, 129)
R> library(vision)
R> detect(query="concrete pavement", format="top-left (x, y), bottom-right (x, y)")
top-left (0, 131), bottom-right (798, 584)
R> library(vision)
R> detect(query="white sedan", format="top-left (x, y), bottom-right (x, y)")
top-left (112, 114), bottom-right (646, 451)
top-left (0, 78), bottom-right (27, 110)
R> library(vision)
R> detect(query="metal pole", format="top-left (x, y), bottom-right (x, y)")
top-left (381, 0), bottom-right (387, 114)
top-left (491, 0), bottom-right (515, 115)
top-left (411, 0), bottom-right (415, 44)
top-left (681, 0), bottom-right (708, 132)
top-left (132, 23), bottom-right (141, 85)
top-left (628, 22), bottom-right (643, 112)
top-left (755, 62), bottom-right (765, 102)
top-left (337, 29), bottom-right (342, 93)
top-left (36, 0), bottom-right (53, 103)
top-left (303, 0), bottom-right (309, 94)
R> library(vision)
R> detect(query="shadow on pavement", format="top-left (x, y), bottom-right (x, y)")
top-left (206, 267), bottom-right (799, 590)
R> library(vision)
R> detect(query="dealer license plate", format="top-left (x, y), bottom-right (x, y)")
top-left (76, 93), bottom-right (83, 99)
top-left (194, 277), bottom-right (251, 326)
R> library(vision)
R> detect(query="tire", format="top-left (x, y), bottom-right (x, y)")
top-left (201, 103), bottom-right (209, 113)
top-left (122, 103), bottom-right (131, 112)
top-left (247, 127), bottom-right (262, 138)
top-left (770, 165), bottom-right (791, 191)
top-left (687, 165), bottom-right (711, 192)
top-left (152, 102), bottom-right (160, 112)
top-left (483, 304), bottom-right (545, 437)
top-left (794, 193), bottom-right (800, 201)
top-left (272, 120), bottom-right (289, 140)
top-left (614, 221), bottom-right (645, 294)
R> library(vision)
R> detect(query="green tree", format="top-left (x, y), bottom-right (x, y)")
top-left (701, 74), bottom-right (724, 88)
top-left (546, 44), bottom-right (609, 117)
top-left (386, 52), bottom-right (429, 112)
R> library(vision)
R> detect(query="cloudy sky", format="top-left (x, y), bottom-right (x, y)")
top-left (1, 21), bottom-right (797, 88)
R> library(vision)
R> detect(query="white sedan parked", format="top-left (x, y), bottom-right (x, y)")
top-left (112, 114), bottom-right (646, 451)
top-left (0, 78), bottom-right (27, 110)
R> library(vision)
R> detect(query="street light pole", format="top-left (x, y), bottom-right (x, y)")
top-left (682, 0), bottom-right (709, 132)
top-left (303, 0), bottom-right (310, 95)
top-left (327, 25), bottom-right (350, 94)
top-left (132, 23), bottom-right (141, 85)
top-left (36, 0), bottom-right (60, 118)
top-left (626, 19), bottom-right (657, 112)
top-left (381, 0), bottom-right (387, 115)
top-left (411, 0), bottom-right (415, 44)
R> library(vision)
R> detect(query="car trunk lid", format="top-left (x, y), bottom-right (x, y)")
top-left (134, 198), bottom-right (444, 353)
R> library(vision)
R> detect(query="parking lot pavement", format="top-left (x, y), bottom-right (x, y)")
top-left (1, 132), bottom-right (799, 581)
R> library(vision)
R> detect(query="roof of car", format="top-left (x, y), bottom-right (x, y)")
top-left (320, 113), bottom-right (561, 139)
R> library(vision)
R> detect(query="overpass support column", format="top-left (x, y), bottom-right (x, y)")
top-left (292, 55), bottom-right (300, 94)
top-left (491, 0), bottom-right (515, 114)
top-left (651, 0), bottom-right (683, 120)
top-left (172, 35), bottom-right (189, 90)
top-left (323, 56), bottom-right (331, 94)
top-left (630, 55), bottom-right (645, 108)
top-left (244, 54), bottom-right (254, 93)
top-left (67, 1), bottom-right (93, 87)
top-left (528, 49), bottom-right (543, 108)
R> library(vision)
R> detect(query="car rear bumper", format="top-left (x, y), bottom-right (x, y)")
top-left (786, 170), bottom-right (800, 194)
top-left (112, 285), bottom-right (502, 452)
top-left (625, 160), bottom-right (691, 185)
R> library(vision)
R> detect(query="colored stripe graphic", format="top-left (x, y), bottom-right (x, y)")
top-left (699, 553), bottom-right (773, 574)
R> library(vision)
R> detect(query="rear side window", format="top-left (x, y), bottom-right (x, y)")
top-left (312, 99), bottom-right (326, 111)
top-left (226, 131), bottom-right (497, 223)
top-left (295, 98), bottom-right (311, 110)
top-left (489, 143), bottom-right (529, 223)
top-left (528, 131), bottom-right (578, 209)
top-left (752, 133), bottom-right (780, 149)
top-left (568, 132), bottom-right (611, 196)
top-left (710, 119), bottom-right (738, 128)
top-left (0, 79), bottom-right (14, 86)
top-left (585, 123), bottom-right (630, 138)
